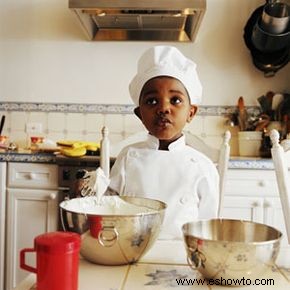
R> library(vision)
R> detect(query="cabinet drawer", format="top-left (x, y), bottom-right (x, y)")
top-left (7, 163), bottom-right (58, 189)
top-left (225, 169), bottom-right (279, 196)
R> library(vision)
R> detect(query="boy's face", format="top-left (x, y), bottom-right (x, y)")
top-left (134, 76), bottom-right (197, 146)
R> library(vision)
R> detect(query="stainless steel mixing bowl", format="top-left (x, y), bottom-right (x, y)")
top-left (60, 196), bottom-right (166, 265)
top-left (182, 219), bottom-right (282, 283)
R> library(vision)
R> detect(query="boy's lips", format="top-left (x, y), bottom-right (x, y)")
top-left (155, 117), bottom-right (172, 127)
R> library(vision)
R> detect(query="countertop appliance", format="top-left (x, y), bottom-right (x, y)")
top-left (69, 0), bottom-right (206, 41)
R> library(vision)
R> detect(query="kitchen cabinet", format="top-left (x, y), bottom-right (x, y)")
top-left (222, 196), bottom-right (264, 222)
top-left (5, 162), bottom-right (59, 290)
top-left (222, 169), bottom-right (289, 265)
top-left (0, 162), bottom-right (6, 290)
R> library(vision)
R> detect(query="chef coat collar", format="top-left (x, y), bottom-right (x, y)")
top-left (146, 134), bottom-right (186, 151)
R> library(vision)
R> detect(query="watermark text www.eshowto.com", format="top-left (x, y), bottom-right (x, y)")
top-left (176, 277), bottom-right (275, 287)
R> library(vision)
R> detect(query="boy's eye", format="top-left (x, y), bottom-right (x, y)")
top-left (144, 97), bottom-right (158, 105)
top-left (171, 96), bottom-right (182, 104)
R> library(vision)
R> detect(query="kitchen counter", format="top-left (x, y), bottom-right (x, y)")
top-left (15, 240), bottom-right (290, 290)
top-left (0, 150), bottom-right (275, 169)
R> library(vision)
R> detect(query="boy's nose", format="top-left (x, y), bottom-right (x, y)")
top-left (157, 101), bottom-right (170, 114)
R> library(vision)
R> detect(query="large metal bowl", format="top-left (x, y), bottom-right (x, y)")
top-left (182, 219), bottom-right (282, 283)
top-left (59, 196), bottom-right (166, 265)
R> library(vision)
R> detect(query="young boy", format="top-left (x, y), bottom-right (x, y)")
top-left (109, 46), bottom-right (219, 239)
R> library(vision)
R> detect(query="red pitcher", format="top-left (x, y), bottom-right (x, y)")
top-left (20, 231), bottom-right (81, 290)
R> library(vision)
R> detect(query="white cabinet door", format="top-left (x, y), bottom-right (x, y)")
top-left (263, 197), bottom-right (287, 244)
top-left (6, 188), bottom-right (59, 290)
top-left (0, 163), bottom-right (6, 290)
top-left (221, 196), bottom-right (264, 223)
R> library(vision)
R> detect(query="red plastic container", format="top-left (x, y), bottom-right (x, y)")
top-left (20, 231), bottom-right (81, 290)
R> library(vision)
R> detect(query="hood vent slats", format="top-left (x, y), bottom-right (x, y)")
top-left (69, 0), bottom-right (206, 41)
top-left (92, 15), bottom-right (186, 30)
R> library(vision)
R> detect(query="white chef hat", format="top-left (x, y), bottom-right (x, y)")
top-left (129, 45), bottom-right (202, 106)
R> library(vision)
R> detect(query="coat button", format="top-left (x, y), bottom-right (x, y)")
top-left (179, 196), bottom-right (188, 204)
top-left (129, 151), bottom-right (138, 158)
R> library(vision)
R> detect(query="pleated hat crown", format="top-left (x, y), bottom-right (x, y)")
top-left (129, 45), bottom-right (202, 105)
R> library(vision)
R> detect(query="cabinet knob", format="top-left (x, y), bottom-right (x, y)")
top-left (49, 193), bottom-right (57, 200)
top-left (29, 173), bottom-right (37, 180)
top-left (258, 180), bottom-right (266, 187)
top-left (252, 201), bottom-right (261, 207)
top-left (264, 201), bottom-right (272, 208)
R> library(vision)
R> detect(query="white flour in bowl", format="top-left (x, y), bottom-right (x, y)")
top-left (60, 196), bottom-right (156, 215)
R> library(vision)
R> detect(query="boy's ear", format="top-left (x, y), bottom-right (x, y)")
top-left (187, 105), bottom-right (198, 122)
top-left (134, 107), bottom-right (142, 120)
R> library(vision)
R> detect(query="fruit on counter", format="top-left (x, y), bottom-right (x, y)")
top-left (57, 140), bottom-right (100, 149)
top-left (30, 136), bottom-right (44, 144)
top-left (57, 140), bottom-right (86, 148)
top-left (57, 140), bottom-right (100, 157)
top-left (60, 146), bottom-right (87, 157)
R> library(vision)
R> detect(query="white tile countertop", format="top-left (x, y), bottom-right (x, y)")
top-left (15, 240), bottom-right (290, 290)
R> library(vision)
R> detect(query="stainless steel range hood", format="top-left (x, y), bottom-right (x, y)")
top-left (69, 0), bottom-right (206, 41)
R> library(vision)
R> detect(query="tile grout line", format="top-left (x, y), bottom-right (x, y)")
top-left (275, 264), bottom-right (290, 283)
top-left (137, 261), bottom-right (188, 266)
top-left (119, 265), bottom-right (131, 290)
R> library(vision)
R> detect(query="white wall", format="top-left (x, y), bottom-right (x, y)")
top-left (1, 0), bottom-right (289, 106)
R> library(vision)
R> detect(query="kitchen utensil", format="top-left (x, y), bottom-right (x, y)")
top-left (75, 169), bottom-right (93, 196)
top-left (255, 114), bottom-right (271, 131)
top-left (20, 231), bottom-right (81, 290)
top-left (244, 4), bottom-right (290, 76)
top-left (258, 91), bottom-right (275, 117)
top-left (60, 196), bottom-right (166, 265)
top-left (237, 96), bottom-right (248, 131)
top-left (261, 2), bottom-right (290, 34)
top-left (0, 116), bottom-right (5, 136)
top-left (183, 219), bottom-right (282, 282)
top-left (77, 167), bottom-right (109, 197)
top-left (272, 93), bottom-right (284, 111)
top-left (266, 90), bottom-right (274, 108)
top-left (252, 20), bottom-right (290, 52)
top-left (272, 93), bottom-right (284, 121)
top-left (257, 94), bottom-right (268, 112)
top-left (278, 93), bottom-right (290, 121)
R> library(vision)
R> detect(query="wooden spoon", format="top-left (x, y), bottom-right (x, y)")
top-left (237, 96), bottom-right (247, 131)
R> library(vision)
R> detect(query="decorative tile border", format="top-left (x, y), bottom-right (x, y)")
top-left (0, 152), bottom-right (57, 163)
top-left (0, 151), bottom-right (274, 169)
top-left (0, 102), bottom-right (261, 116)
top-left (229, 158), bottom-right (274, 170)
top-left (0, 102), bottom-right (134, 114)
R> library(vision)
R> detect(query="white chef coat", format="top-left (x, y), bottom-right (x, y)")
top-left (109, 134), bottom-right (219, 240)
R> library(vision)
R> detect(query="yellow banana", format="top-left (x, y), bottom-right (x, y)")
top-left (60, 146), bottom-right (87, 157)
top-left (57, 140), bottom-right (100, 149)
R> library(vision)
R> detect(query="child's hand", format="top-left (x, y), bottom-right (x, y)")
top-left (104, 187), bottom-right (119, 196)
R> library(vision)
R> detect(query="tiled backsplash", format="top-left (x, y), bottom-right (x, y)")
top-left (0, 102), bottom-right (261, 156)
